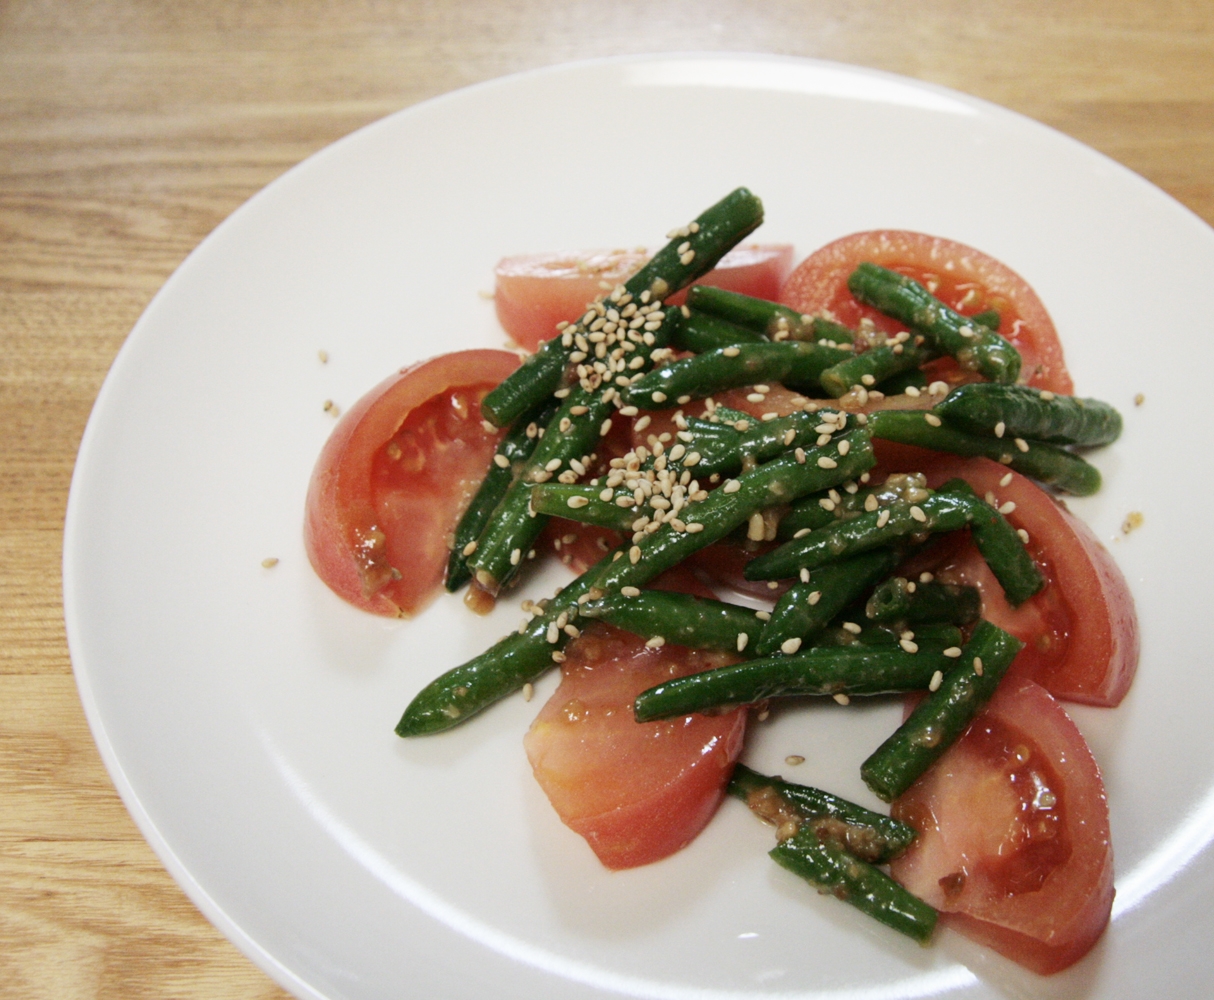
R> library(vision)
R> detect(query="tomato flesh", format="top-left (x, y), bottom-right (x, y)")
top-left (304, 350), bottom-right (519, 617)
top-left (781, 231), bottom-right (1073, 394)
top-left (891, 679), bottom-right (1113, 974)
top-left (496, 244), bottom-right (793, 351)
top-left (524, 623), bottom-right (745, 870)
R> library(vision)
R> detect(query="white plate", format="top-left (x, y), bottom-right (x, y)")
top-left (64, 54), bottom-right (1214, 999)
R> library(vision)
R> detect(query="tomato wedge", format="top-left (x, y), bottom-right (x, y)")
top-left (890, 679), bottom-right (1113, 974)
top-left (495, 244), bottom-right (794, 351)
top-left (304, 350), bottom-right (518, 617)
top-left (901, 456), bottom-right (1136, 707)
top-left (524, 617), bottom-right (746, 870)
top-left (781, 231), bottom-right (1073, 394)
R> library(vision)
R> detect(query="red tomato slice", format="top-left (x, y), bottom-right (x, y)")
top-left (495, 244), bottom-right (794, 352)
top-left (524, 622), bottom-right (745, 869)
top-left (890, 679), bottom-right (1113, 974)
top-left (897, 455), bottom-right (1137, 707)
top-left (781, 231), bottom-right (1073, 394)
top-left (304, 350), bottom-right (519, 617)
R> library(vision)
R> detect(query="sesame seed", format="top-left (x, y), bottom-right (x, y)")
top-left (1134, 392), bottom-right (1145, 406)
top-left (722, 347), bottom-right (740, 357)
top-left (929, 670), bottom-right (943, 692)
top-left (323, 400), bottom-right (340, 416)
top-left (722, 479), bottom-right (741, 494)
top-left (864, 494), bottom-right (878, 512)
top-left (785, 755), bottom-right (805, 766)
top-left (794, 528), bottom-right (811, 539)
top-left (567, 495), bottom-right (590, 509)
top-left (999, 501), bottom-right (1016, 515)
top-left (833, 693), bottom-right (851, 706)
top-left (646, 636), bottom-right (666, 648)
top-left (924, 413), bottom-right (942, 427)
top-left (799, 567), bottom-right (810, 583)
top-left (680, 250), bottom-right (696, 266)
top-left (794, 448), bottom-right (806, 464)
top-left (994, 421), bottom-right (1006, 438)
top-left (783, 429), bottom-right (796, 446)
top-left (261, 557), bottom-right (279, 568)
top-left (1017, 528), bottom-right (1030, 544)
top-left (1015, 437), bottom-right (1030, 453)
top-left (629, 546), bottom-right (641, 564)
top-left (757, 709), bottom-right (770, 721)
top-left (876, 509), bottom-right (890, 528)
top-left (973, 656), bottom-right (984, 676)
top-left (781, 637), bottom-right (802, 655)
top-left (838, 440), bottom-right (851, 456)
top-left (943, 646), bottom-right (962, 658)
top-left (462, 541), bottom-right (477, 556)
top-left (634, 415), bottom-right (651, 432)
top-left (494, 454), bottom-right (510, 469)
top-left (806, 591), bottom-right (822, 606)
top-left (905, 386), bottom-right (921, 398)
top-left (651, 391), bottom-right (667, 403)
top-left (523, 683), bottom-right (534, 701)
top-left (900, 638), bottom-right (919, 653)
top-left (861, 374), bottom-right (875, 386)
top-left (910, 505), bottom-right (927, 523)
top-left (684, 452), bottom-right (701, 467)
top-left (600, 419), bottom-right (613, 436)
top-left (685, 522), bottom-right (704, 533)
top-left (1039, 390), bottom-right (1056, 401)
top-left (842, 622), bottom-right (861, 635)
top-left (564, 624), bottom-right (580, 638)
top-left (510, 548), bottom-right (522, 566)
top-left (767, 581), bottom-right (779, 590)
top-left (817, 456), bottom-right (838, 469)
top-left (746, 393), bottom-right (766, 403)
top-left (736, 633), bottom-right (749, 652)
top-left (569, 405), bottom-right (589, 416)
top-left (481, 419), bottom-right (496, 433)
top-left (551, 651), bottom-right (566, 663)
top-left (755, 610), bottom-right (771, 621)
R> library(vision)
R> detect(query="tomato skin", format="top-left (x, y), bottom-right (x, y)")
top-left (524, 623), bottom-right (745, 869)
top-left (304, 350), bottom-right (519, 617)
top-left (781, 231), bottom-right (1073, 394)
top-left (897, 456), bottom-right (1137, 707)
top-left (495, 245), bottom-right (794, 352)
top-left (890, 679), bottom-right (1113, 974)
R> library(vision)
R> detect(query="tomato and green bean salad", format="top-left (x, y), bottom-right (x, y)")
top-left (304, 189), bottom-right (1137, 976)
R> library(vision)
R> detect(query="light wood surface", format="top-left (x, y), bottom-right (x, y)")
top-left (3, 2), bottom-right (1212, 996)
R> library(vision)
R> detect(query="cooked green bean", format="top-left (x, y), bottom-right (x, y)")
top-left (934, 383), bottom-right (1123, 447)
top-left (860, 619), bottom-right (1024, 801)
top-left (939, 478), bottom-right (1043, 605)
top-left (671, 310), bottom-right (769, 353)
top-left (686, 285), bottom-right (857, 344)
top-left (865, 409), bottom-right (1102, 495)
top-left (864, 577), bottom-right (981, 626)
top-left (819, 341), bottom-right (936, 398)
top-left (582, 589), bottom-right (763, 653)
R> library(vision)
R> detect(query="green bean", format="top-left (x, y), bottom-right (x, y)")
top-left (728, 764), bottom-right (917, 863)
top-left (939, 478), bottom-right (1043, 605)
top-left (860, 620), bottom-right (1023, 801)
top-left (819, 341), bottom-right (936, 398)
top-left (745, 491), bottom-right (975, 581)
top-left (970, 309), bottom-right (1001, 330)
top-left (633, 642), bottom-right (959, 721)
top-left (582, 589), bottom-right (763, 653)
top-left (876, 367), bottom-right (929, 396)
top-left (528, 483), bottom-right (638, 532)
top-left (864, 577), bottom-right (981, 626)
top-left (770, 826), bottom-right (938, 942)
top-left (934, 383), bottom-right (1123, 447)
top-left (865, 409), bottom-right (1102, 495)
top-left (848, 262), bottom-right (1021, 384)
top-left (778, 472), bottom-right (932, 541)
top-left (812, 624), bottom-right (964, 650)
top-left (481, 188), bottom-right (765, 427)
top-left (446, 398), bottom-right (559, 591)
top-left (623, 341), bottom-right (850, 407)
top-left (685, 285), bottom-right (858, 343)
top-left (671, 310), bottom-right (769, 353)
top-left (754, 550), bottom-right (902, 656)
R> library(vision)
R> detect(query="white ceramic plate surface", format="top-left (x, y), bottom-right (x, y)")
top-left (64, 54), bottom-right (1214, 1000)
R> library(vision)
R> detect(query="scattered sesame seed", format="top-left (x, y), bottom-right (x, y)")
top-left (842, 622), bottom-right (861, 635)
top-left (817, 456), bottom-right (838, 470)
top-left (685, 522), bottom-right (704, 533)
top-left (1017, 528), bottom-right (1030, 544)
top-left (794, 448), bottom-right (806, 464)
top-left (785, 755), bottom-right (806, 766)
top-left (651, 391), bottom-right (667, 403)
top-left (462, 541), bottom-right (477, 556)
top-left (910, 505), bottom-right (927, 523)
top-left (833, 693), bottom-right (851, 706)
top-left (929, 381), bottom-right (949, 396)
top-left (755, 611), bottom-right (771, 621)
top-left (722, 479), bottom-right (741, 494)
top-left (876, 509), bottom-right (891, 528)
top-left (861, 374), bottom-right (875, 386)
top-left (261, 557), bottom-right (279, 568)
top-left (318, 349), bottom-right (329, 363)
top-left (799, 567), bottom-right (810, 583)
top-left (523, 683), bottom-right (534, 701)
top-left (620, 585), bottom-right (641, 597)
top-left (973, 656), bottom-right (984, 676)
top-left (1014, 437), bottom-right (1030, 453)
top-left (646, 636), bottom-right (666, 648)
top-left (566, 495), bottom-right (590, 509)
top-left (919, 571), bottom-right (933, 583)
top-left (998, 501), bottom-right (1016, 515)
top-left (1000, 472), bottom-right (1013, 487)
top-left (900, 638), bottom-right (919, 653)
top-left (551, 651), bottom-right (566, 663)
top-left (807, 591), bottom-right (821, 605)
top-left (629, 546), bottom-right (642, 564)
top-left (1121, 511), bottom-right (1144, 535)
top-left (781, 637), bottom-right (802, 655)
top-left (722, 346), bottom-right (740, 357)
top-left (736, 633), bottom-right (749, 652)
top-left (323, 400), bottom-right (340, 416)
top-left (838, 440), bottom-right (851, 456)
top-left (924, 413), bottom-right (942, 427)
top-left (510, 548), bottom-right (522, 566)
top-left (600, 419), bottom-right (613, 436)
top-left (1134, 393), bottom-right (1145, 406)
top-left (994, 421), bottom-right (1006, 438)
top-left (1039, 390), bottom-right (1055, 401)
top-left (494, 454), bottom-right (511, 469)
top-left (757, 709), bottom-right (770, 721)
top-left (794, 527), bottom-right (811, 539)
top-left (746, 393), bottom-right (766, 403)
top-left (634, 415), bottom-right (651, 432)
top-left (929, 670), bottom-right (944, 692)
top-left (943, 646), bottom-right (962, 658)
top-left (905, 386), bottom-right (921, 398)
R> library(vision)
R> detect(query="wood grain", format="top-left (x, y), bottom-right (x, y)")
top-left (3, 2), bottom-right (1212, 996)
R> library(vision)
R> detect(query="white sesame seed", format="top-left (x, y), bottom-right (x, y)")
top-left (634, 415), bottom-right (651, 432)
top-left (817, 456), bottom-right (838, 470)
top-left (785, 755), bottom-right (805, 766)
top-left (1015, 437), bottom-right (1030, 453)
top-left (924, 413), bottom-right (943, 427)
top-left (799, 567), bottom-right (810, 583)
top-left (910, 505), bottom-right (927, 523)
top-left (1039, 390), bottom-right (1056, 401)
top-left (684, 452), bottom-right (701, 467)
top-left (994, 421), bottom-right (1006, 438)
top-left (1017, 528), bottom-right (1030, 544)
top-left (861, 374), bottom-right (875, 386)
top-left (600, 419), bottom-right (613, 436)
top-left (876, 509), bottom-right (891, 528)
top-left (523, 682), bottom-right (534, 701)
top-left (905, 386), bottom-right (921, 397)
top-left (493, 454), bottom-right (510, 469)
top-left (680, 250), bottom-right (696, 266)
top-left (651, 391), bottom-right (667, 404)
top-left (722, 479), bottom-right (741, 494)
top-left (929, 670), bottom-right (943, 692)
top-left (943, 646), bottom-right (962, 658)
top-left (781, 637), bottom-right (803, 655)
top-left (973, 656), bottom-right (984, 676)
top-left (900, 638), bottom-right (919, 653)
top-left (462, 541), bottom-right (478, 557)
top-left (833, 693), bottom-right (851, 706)
top-left (736, 633), bottom-right (749, 652)
top-left (722, 346), bottom-right (740, 357)
top-left (629, 546), bottom-right (641, 564)
top-left (805, 591), bottom-right (821, 606)
top-left (783, 429), bottom-right (796, 446)
top-left (510, 548), bottom-right (522, 566)
top-left (842, 621), bottom-right (861, 635)
top-left (567, 495), bottom-right (590, 509)
top-left (999, 500), bottom-right (1016, 515)
top-left (838, 439), bottom-right (851, 456)
top-left (685, 522), bottom-right (704, 533)
top-left (646, 636), bottom-right (666, 648)
top-left (746, 393), bottom-right (766, 403)
top-left (795, 448), bottom-right (806, 464)
top-left (261, 557), bottom-right (279, 568)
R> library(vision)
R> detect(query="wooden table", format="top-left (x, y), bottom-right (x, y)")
top-left (3, 3), bottom-right (1211, 996)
